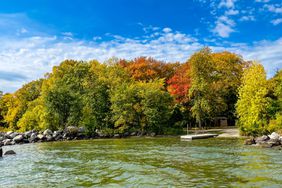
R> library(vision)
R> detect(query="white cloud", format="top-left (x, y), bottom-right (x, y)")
top-left (271, 18), bottom-right (282, 25)
top-left (225, 9), bottom-right (239, 15)
top-left (218, 0), bottom-right (236, 9)
top-left (264, 4), bottom-right (282, 14)
top-left (163, 27), bottom-right (172, 33)
top-left (255, 0), bottom-right (270, 3)
top-left (240, 15), bottom-right (255, 21)
top-left (212, 16), bottom-right (235, 38)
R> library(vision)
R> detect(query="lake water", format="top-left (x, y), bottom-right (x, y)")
top-left (0, 137), bottom-right (281, 187)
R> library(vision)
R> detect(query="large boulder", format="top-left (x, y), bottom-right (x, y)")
top-left (4, 150), bottom-right (16, 155)
top-left (269, 132), bottom-right (280, 140)
top-left (6, 132), bottom-right (18, 139)
top-left (29, 133), bottom-right (38, 143)
top-left (65, 126), bottom-right (79, 137)
top-left (43, 129), bottom-right (53, 136)
top-left (3, 139), bottom-right (13, 146)
top-left (13, 134), bottom-right (24, 143)
top-left (37, 134), bottom-right (45, 141)
top-left (24, 131), bottom-right (33, 138)
top-left (53, 130), bottom-right (63, 141)
top-left (255, 135), bottom-right (269, 144)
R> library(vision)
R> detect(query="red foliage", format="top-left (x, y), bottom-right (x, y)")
top-left (167, 63), bottom-right (191, 103)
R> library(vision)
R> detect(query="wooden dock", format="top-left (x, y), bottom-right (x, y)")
top-left (180, 133), bottom-right (218, 141)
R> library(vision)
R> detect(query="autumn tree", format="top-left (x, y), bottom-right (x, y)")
top-left (119, 57), bottom-right (179, 82)
top-left (236, 63), bottom-right (271, 135)
top-left (167, 63), bottom-right (191, 104)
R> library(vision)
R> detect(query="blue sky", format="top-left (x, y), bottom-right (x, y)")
top-left (0, 0), bottom-right (282, 92)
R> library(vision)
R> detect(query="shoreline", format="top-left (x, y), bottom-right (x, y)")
top-left (0, 127), bottom-right (242, 148)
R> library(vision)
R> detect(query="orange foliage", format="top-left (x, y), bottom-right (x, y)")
top-left (118, 57), bottom-right (179, 82)
top-left (167, 63), bottom-right (191, 103)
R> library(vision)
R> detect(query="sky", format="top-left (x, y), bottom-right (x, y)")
top-left (0, 0), bottom-right (282, 93)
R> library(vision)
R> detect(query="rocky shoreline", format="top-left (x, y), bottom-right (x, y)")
top-left (244, 132), bottom-right (282, 149)
top-left (0, 126), bottom-right (157, 147)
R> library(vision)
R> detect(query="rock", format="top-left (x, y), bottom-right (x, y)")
top-left (5, 131), bottom-right (13, 137)
top-left (268, 139), bottom-right (281, 147)
top-left (0, 147), bottom-right (2, 157)
top-left (43, 129), bottom-right (52, 136)
top-left (269, 132), bottom-right (280, 140)
top-left (6, 132), bottom-right (18, 139)
top-left (29, 133), bottom-right (38, 143)
top-left (46, 135), bottom-right (54, 142)
top-left (3, 139), bottom-right (12, 146)
top-left (255, 135), bottom-right (269, 144)
top-left (150, 132), bottom-right (156, 137)
top-left (65, 126), bottom-right (79, 137)
top-left (13, 134), bottom-right (24, 143)
top-left (113, 134), bottom-right (120, 138)
top-left (53, 130), bottom-right (63, 140)
top-left (123, 132), bottom-right (130, 137)
top-left (24, 130), bottom-right (33, 138)
top-left (244, 137), bottom-right (255, 145)
top-left (37, 134), bottom-right (45, 140)
top-left (4, 150), bottom-right (16, 155)
top-left (130, 132), bottom-right (137, 136)
top-left (0, 136), bottom-right (4, 142)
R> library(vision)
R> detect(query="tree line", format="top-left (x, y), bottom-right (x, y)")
top-left (0, 47), bottom-right (281, 136)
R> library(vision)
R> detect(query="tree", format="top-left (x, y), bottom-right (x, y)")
top-left (119, 57), bottom-right (179, 82)
top-left (167, 63), bottom-right (191, 104)
top-left (189, 48), bottom-right (217, 127)
top-left (1, 79), bottom-right (43, 130)
top-left (41, 60), bottom-right (90, 130)
top-left (236, 63), bottom-right (270, 135)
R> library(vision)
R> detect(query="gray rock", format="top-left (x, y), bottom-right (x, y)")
top-left (0, 136), bottom-right (4, 142)
top-left (13, 134), bottom-right (24, 143)
top-left (46, 135), bottom-right (53, 142)
top-left (3, 139), bottom-right (12, 146)
top-left (29, 133), bottom-right (38, 142)
top-left (6, 132), bottom-right (18, 139)
top-left (5, 131), bottom-right (13, 137)
top-left (65, 126), bottom-right (79, 137)
top-left (43, 129), bottom-right (52, 136)
top-left (4, 150), bottom-right (16, 155)
top-left (24, 130), bottom-right (33, 138)
top-left (130, 132), bottom-right (137, 136)
top-left (255, 135), bottom-right (269, 143)
top-left (113, 134), bottom-right (120, 138)
top-left (37, 134), bottom-right (45, 140)
top-left (269, 132), bottom-right (280, 140)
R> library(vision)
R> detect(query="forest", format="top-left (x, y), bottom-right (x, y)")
top-left (0, 47), bottom-right (281, 136)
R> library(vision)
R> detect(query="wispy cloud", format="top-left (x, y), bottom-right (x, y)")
top-left (212, 16), bottom-right (235, 38)
top-left (271, 18), bottom-right (282, 25)
top-left (264, 4), bottom-right (282, 14)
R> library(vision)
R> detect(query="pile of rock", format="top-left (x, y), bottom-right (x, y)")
top-left (0, 126), bottom-right (157, 146)
top-left (244, 132), bottom-right (282, 149)
top-left (0, 126), bottom-right (86, 146)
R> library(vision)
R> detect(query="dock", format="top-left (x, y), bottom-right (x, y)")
top-left (180, 133), bottom-right (218, 141)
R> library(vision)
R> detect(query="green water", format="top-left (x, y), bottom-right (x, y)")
top-left (0, 137), bottom-right (281, 188)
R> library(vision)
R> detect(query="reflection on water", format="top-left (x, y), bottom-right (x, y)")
top-left (0, 137), bottom-right (282, 187)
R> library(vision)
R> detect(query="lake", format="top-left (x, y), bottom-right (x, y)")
top-left (0, 137), bottom-right (281, 187)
